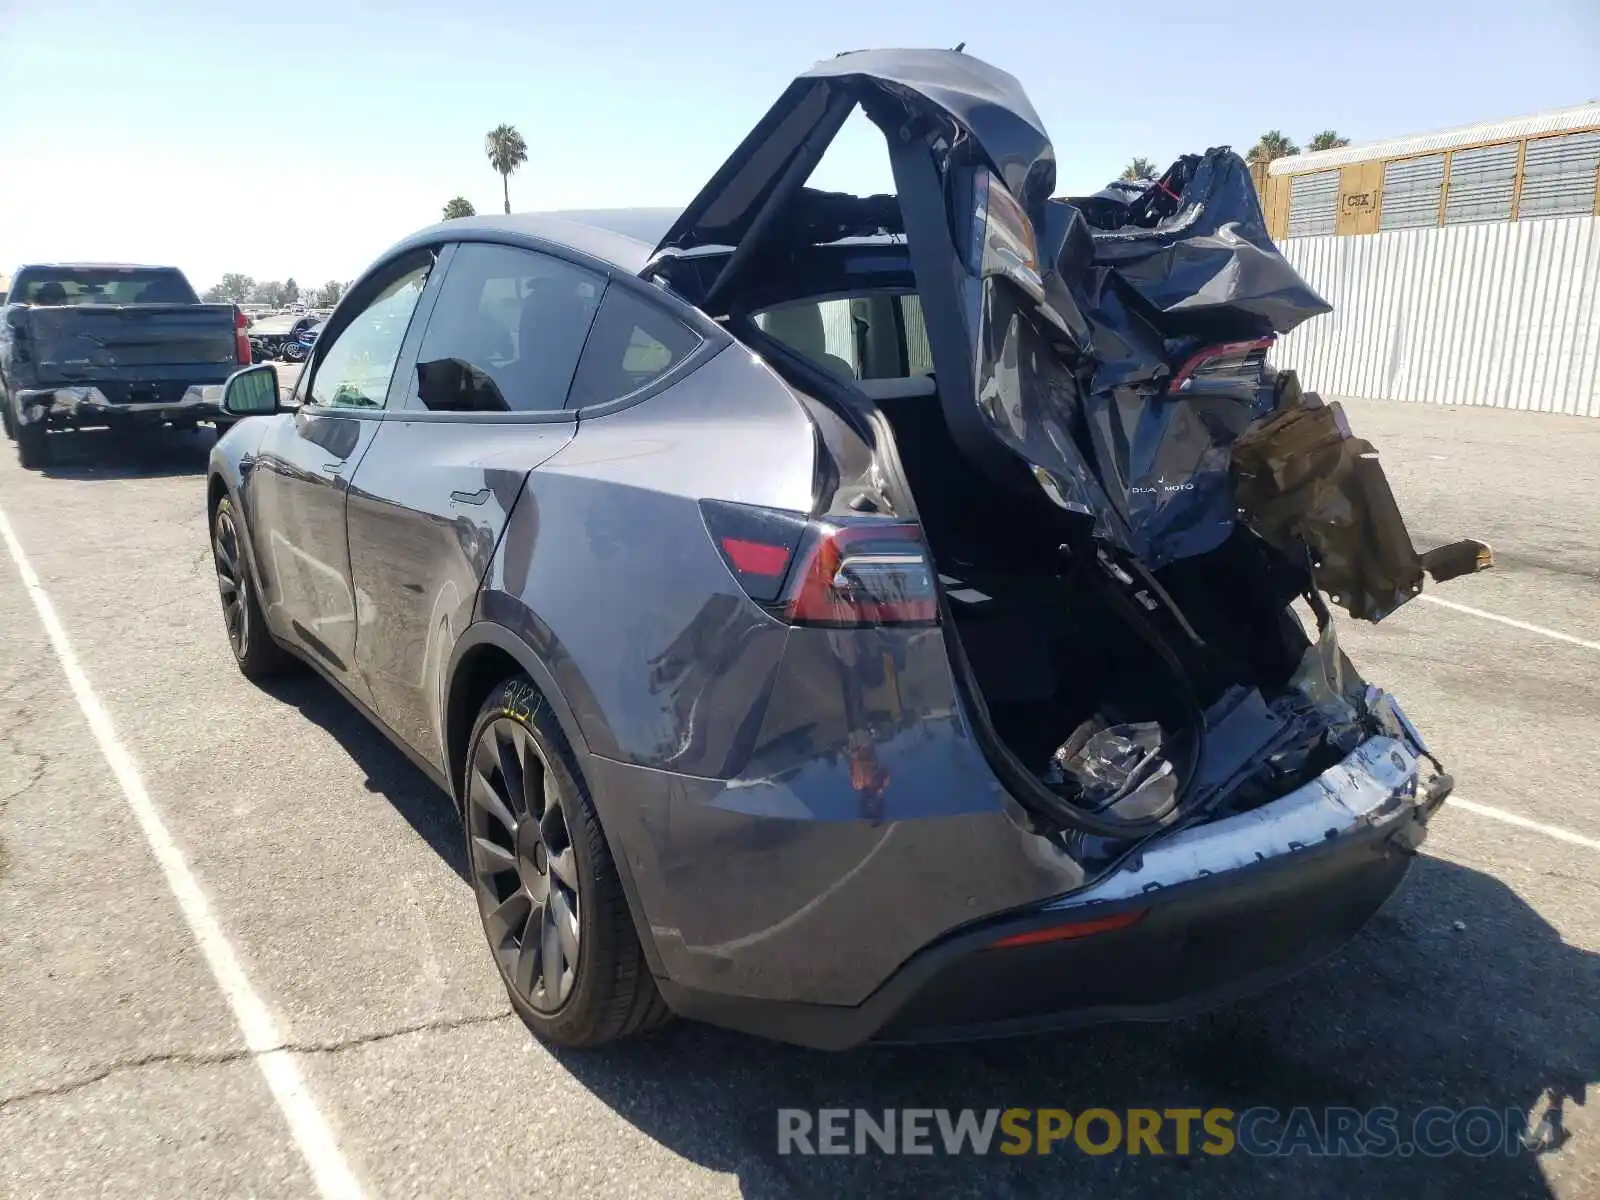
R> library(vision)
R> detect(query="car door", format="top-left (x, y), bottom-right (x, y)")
top-left (248, 249), bottom-right (436, 697)
top-left (342, 240), bottom-right (608, 768)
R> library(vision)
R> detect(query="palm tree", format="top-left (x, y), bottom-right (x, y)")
top-left (1248, 131), bottom-right (1300, 165)
top-left (442, 196), bottom-right (476, 220)
top-left (1308, 130), bottom-right (1350, 152)
top-left (1121, 157), bottom-right (1158, 181)
top-left (484, 124), bottom-right (528, 215)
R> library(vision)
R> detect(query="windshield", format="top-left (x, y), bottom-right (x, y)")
top-left (11, 267), bottom-right (198, 306)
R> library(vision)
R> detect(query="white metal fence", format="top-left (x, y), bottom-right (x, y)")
top-left (1269, 216), bottom-right (1600, 416)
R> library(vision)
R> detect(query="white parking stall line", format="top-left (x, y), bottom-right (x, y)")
top-left (0, 506), bottom-right (365, 1200)
top-left (1418, 594), bottom-right (1600, 653)
top-left (1448, 795), bottom-right (1600, 853)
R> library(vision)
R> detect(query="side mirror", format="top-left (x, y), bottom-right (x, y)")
top-left (416, 358), bottom-right (508, 413)
top-left (222, 364), bottom-right (281, 416)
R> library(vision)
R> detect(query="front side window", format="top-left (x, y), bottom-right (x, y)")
top-left (309, 261), bottom-right (431, 409)
top-left (414, 243), bottom-right (603, 413)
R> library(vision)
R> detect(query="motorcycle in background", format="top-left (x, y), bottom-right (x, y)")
top-left (248, 315), bottom-right (324, 363)
top-left (280, 318), bottom-right (322, 362)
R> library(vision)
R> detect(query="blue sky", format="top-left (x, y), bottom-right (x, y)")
top-left (1, 0), bottom-right (1595, 290)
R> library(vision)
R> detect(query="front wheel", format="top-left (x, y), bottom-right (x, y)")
top-left (211, 495), bottom-right (291, 679)
top-left (463, 677), bottom-right (670, 1047)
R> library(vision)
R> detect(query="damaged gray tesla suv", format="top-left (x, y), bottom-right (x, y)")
top-left (207, 49), bottom-right (1490, 1048)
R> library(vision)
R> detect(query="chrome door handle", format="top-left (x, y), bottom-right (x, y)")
top-left (321, 461), bottom-right (345, 475)
top-left (450, 487), bottom-right (490, 506)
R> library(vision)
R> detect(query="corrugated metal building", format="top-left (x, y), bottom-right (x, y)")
top-left (1253, 102), bottom-right (1600, 416)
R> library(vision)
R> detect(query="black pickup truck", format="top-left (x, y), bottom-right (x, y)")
top-left (1, 263), bottom-right (250, 467)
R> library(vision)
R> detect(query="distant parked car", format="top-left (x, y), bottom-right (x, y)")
top-left (2, 263), bottom-right (251, 466)
top-left (205, 49), bottom-right (1482, 1051)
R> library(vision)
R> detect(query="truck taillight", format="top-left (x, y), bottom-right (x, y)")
top-left (234, 307), bottom-right (252, 365)
top-left (700, 501), bottom-right (938, 627)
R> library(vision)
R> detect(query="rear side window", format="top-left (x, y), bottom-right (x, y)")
top-left (11, 266), bottom-right (198, 306)
top-left (566, 283), bottom-right (700, 409)
top-left (416, 243), bottom-right (603, 412)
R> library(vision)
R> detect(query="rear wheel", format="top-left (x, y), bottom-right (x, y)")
top-left (211, 495), bottom-right (291, 679)
top-left (463, 677), bottom-right (670, 1047)
top-left (15, 418), bottom-right (48, 468)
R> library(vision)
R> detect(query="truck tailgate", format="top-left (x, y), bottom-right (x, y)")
top-left (25, 304), bottom-right (238, 378)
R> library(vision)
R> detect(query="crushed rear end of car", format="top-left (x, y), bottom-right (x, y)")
top-left (620, 48), bottom-right (1489, 1046)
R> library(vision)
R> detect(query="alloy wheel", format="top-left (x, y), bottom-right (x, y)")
top-left (466, 718), bottom-right (581, 1012)
top-left (213, 506), bottom-right (249, 658)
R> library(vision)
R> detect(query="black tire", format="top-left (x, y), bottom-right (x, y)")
top-left (15, 418), bottom-right (48, 469)
top-left (463, 677), bottom-right (670, 1047)
top-left (211, 495), bottom-right (292, 679)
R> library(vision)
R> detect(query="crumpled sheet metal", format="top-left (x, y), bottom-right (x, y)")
top-left (1005, 149), bottom-right (1334, 567)
top-left (1073, 149), bottom-right (1333, 340)
top-left (1012, 150), bottom-right (1489, 610)
top-left (1231, 379), bottom-right (1492, 621)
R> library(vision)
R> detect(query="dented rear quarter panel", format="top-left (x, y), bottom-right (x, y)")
top-left (474, 339), bottom-right (1087, 1005)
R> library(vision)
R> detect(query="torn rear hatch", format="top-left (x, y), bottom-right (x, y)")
top-left (655, 46), bottom-right (1490, 627)
top-left (658, 48), bottom-right (1483, 842)
top-left (651, 48), bottom-right (1054, 261)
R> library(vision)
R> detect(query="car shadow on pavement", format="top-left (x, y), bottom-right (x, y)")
top-left (551, 855), bottom-right (1596, 1200)
top-left (35, 425), bottom-right (216, 481)
top-left (258, 671), bottom-right (469, 882)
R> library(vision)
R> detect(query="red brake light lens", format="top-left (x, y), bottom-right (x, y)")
top-left (233, 306), bottom-right (252, 365)
top-left (720, 537), bottom-right (791, 578)
top-left (987, 908), bottom-right (1148, 949)
top-left (699, 499), bottom-right (808, 603)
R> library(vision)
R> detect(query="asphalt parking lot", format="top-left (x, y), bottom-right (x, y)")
top-left (0, 396), bottom-right (1596, 1199)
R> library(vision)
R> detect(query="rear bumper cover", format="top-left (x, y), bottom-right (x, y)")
top-left (656, 735), bottom-right (1446, 1048)
top-left (16, 383), bottom-right (227, 427)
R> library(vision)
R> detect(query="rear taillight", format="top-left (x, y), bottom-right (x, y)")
top-left (968, 167), bottom-right (1045, 301)
top-left (785, 522), bottom-right (939, 627)
top-left (700, 501), bottom-right (938, 627)
top-left (1169, 336), bottom-right (1274, 393)
top-left (234, 306), bottom-right (252, 365)
top-left (6, 309), bottom-right (29, 361)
